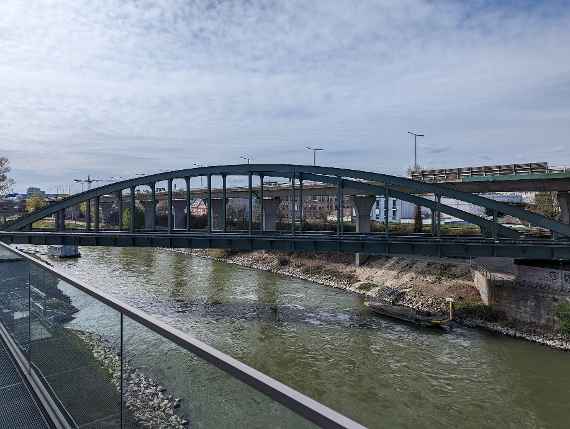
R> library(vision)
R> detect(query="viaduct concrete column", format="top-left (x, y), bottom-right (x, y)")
top-left (351, 195), bottom-right (376, 233)
top-left (140, 200), bottom-right (157, 230)
top-left (172, 200), bottom-right (187, 229)
top-left (557, 191), bottom-right (570, 224)
top-left (210, 198), bottom-right (225, 231)
top-left (262, 198), bottom-right (281, 232)
top-left (351, 195), bottom-right (376, 266)
top-left (99, 201), bottom-right (115, 225)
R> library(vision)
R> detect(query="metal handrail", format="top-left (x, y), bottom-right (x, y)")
top-left (0, 242), bottom-right (365, 429)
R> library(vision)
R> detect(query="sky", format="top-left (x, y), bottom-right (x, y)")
top-left (1, 0), bottom-right (570, 193)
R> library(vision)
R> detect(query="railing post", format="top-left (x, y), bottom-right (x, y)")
top-left (384, 185), bottom-right (390, 239)
top-left (222, 174), bottom-right (227, 233)
top-left (435, 193), bottom-right (441, 237)
top-left (129, 186), bottom-right (136, 233)
top-left (167, 179), bottom-right (173, 234)
top-left (492, 209), bottom-right (498, 240)
top-left (248, 173), bottom-right (253, 235)
top-left (94, 196), bottom-right (100, 231)
top-left (207, 174), bottom-right (212, 233)
top-left (27, 270), bottom-right (31, 370)
top-left (85, 199), bottom-right (91, 231)
top-left (336, 177), bottom-right (343, 236)
top-left (291, 174), bottom-right (296, 235)
top-left (259, 175), bottom-right (264, 233)
top-left (150, 182), bottom-right (157, 230)
top-left (185, 177), bottom-right (191, 232)
top-left (117, 191), bottom-right (123, 231)
top-left (299, 175), bottom-right (304, 232)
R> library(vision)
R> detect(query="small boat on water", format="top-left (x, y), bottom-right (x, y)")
top-left (366, 301), bottom-right (450, 330)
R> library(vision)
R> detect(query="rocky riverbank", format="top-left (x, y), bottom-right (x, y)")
top-left (171, 248), bottom-right (570, 351)
top-left (75, 330), bottom-right (190, 428)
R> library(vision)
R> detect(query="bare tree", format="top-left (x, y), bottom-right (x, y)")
top-left (0, 157), bottom-right (15, 196)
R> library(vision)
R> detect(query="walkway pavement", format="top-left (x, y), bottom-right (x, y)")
top-left (0, 337), bottom-right (50, 428)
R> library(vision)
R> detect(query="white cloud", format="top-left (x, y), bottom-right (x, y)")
top-left (0, 0), bottom-right (569, 191)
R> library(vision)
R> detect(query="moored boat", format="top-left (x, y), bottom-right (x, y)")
top-left (366, 301), bottom-right (450, 330)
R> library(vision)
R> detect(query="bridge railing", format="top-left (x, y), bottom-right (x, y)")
top-left (0, 242), bottom-right (363, 429)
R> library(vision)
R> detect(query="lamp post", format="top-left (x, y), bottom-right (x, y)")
top-left (193, 162), bottom-right (204, 187)
top-left (305, 146), bottom-right (324, 166)
top-left (240, 155), bottom-right (252, 164)
top-left (407, 131), bottom-right (424, 171)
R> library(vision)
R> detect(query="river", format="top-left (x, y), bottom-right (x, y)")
top-left (50, 247), bottom-right (570, 429)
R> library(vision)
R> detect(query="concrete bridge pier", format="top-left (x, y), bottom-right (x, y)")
top-left (140, 200), bottom-right (157, 230)
top-left (210, 198), bottom-right (225, 231)
top-left (262, 198), bottom-right (281, 231)
top-left (557, 191), bottom-right (570, 224)
top-left (99, 201), bottom-right (115, 225)
top-left (172, 200), bottom-right (187, 229)
top-left (351, 195), bottom-right (376, 266)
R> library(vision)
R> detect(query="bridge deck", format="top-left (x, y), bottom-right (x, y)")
top-left (2, 230), bottom-right (570, 260)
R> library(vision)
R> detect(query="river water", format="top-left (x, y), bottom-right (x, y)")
top-left (50, 247), bottom-right (570, 429)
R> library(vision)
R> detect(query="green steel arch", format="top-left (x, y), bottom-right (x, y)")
top-left (4, 164), bottom-right (569, 237)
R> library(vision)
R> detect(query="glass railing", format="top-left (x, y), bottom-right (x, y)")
top-left (0, 242), bottom-right (364, 429)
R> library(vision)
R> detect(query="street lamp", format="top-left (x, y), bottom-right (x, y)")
top-left (193, 162), bottom-right (205, 186)
top-left (240, 155), bottom-right (252, 164)
top-left (407, 131), bottom-right (424, 171)
top-left (305, 146), bottom-right (324, 166)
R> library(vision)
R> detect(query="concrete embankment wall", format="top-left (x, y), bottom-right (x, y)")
top-left (473, 264), bottom-right (570, 330)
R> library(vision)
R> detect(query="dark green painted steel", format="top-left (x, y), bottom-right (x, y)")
top-left (4, 164), bottom-right (570, 237)
top-left (2, 231), bottom-right (570, 260)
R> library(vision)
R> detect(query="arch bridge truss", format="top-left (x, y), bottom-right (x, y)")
top-left (2, 165), bottom-right (570, 260)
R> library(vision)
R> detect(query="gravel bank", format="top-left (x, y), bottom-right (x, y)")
top-left (75, 330), bottom-right (190, 428)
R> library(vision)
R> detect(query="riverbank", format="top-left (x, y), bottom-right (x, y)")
top-left (75, 330), bottom-right (190, 428)
top-left (172, 248), bottom-right (570, 351)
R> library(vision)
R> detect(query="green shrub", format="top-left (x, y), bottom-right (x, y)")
top-left (555, 303), bottom-right (570, 335)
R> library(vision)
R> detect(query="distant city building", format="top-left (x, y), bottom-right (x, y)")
top-left (190, 199), bottom-right (207, 217)
top-left (26, 187), bottom-right (46, 198)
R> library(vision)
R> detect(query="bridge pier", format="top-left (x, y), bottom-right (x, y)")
top-left (557, 191), bottom-right (570, 224)
top-left (99, 201), bottom-right (115, 225)
top-left (140, 200), bottom-right (157, 230)
top-left (262, 198), bottom-right (281, 231)
top-left (210, 198), bottom-right (225, 231)
top-left (351, 195), bottom-right (376, 266)
top-left (172, 200), bottom-right (187, 229)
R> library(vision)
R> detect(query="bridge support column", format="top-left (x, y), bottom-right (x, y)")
top-left (172, 200), bottom-right (186, 229)
top-left (557, 191), bottom-right (570, 224)
top-left (262, 198), bottom-right (281, 232)
top-left (140, 200), bottom-right (157, 230)
top-left (85, 199), bottom-right (91, 230)
top-left (99, 201), bottom-right (115, 225)
top-left (117, 191), bottom-right (123, 230)
top-left (55, 210), bottom-right (65, 231)
top-left (210, 198), bottom-right (225, 231)
top-left (94, 196), bottom-right (100, 231)
top-left (351, 195), bottom-right (376, 266)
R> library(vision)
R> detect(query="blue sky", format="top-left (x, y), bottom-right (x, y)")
top-left (1, 0), bottom-right (570, 192)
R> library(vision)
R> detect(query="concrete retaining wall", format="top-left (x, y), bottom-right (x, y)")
top-left (473, 264), bottom-right (570, 330)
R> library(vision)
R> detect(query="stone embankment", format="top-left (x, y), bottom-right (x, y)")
top-left (76, 331), bottom-right (190, 428)
top-left (174, 249), bottom-right (570, 351)
top-left (176, 249), bottom-right (479, 314)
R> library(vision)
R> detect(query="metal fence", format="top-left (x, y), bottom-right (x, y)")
top-left (0, 242), bottom-right (365, 429)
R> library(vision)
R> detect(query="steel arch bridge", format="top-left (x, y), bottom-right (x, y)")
top-left (2, 164), bottom-right (570, 260)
